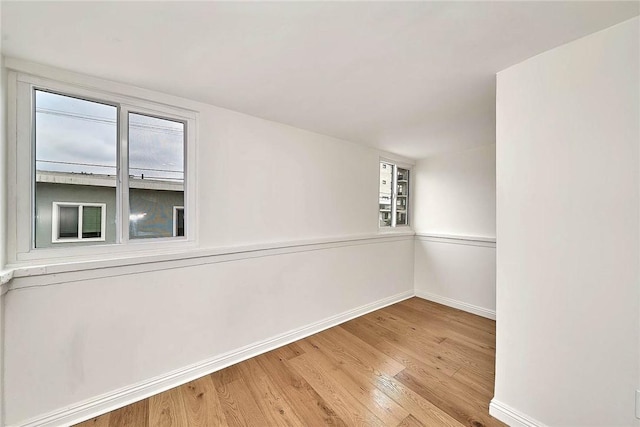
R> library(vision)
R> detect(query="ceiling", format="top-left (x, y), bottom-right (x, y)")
top-left (2, 1), bottom-right (638, 159)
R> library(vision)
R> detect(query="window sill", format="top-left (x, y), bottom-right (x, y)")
top-left (12, 237), bottom-right (195, 264)
top-left (377, 226), bottom-right (414, 235)
top-left (0, 270), bottom-right (14, 295)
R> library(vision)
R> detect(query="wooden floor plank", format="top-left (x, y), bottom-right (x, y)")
top-left (366, 308), bottom-right (495, 363)
top-left (209, 379), bottom-right (246, 427)
top-left (400, 298), bottom-right (496, 334)
top-left (287, 352), bottom-right (387, 427)
top-left (350, 314), bottom-right (494, 380)
top-left (149, 386), bottom-right (186, 427)
top-left (256, 351), bottom-right (347, 426)
top-left (395, 368), bottom-right (502, 427)
top-left (318, 324), bottom-right (406, 376)
top-left (372, 370), bottom-right (465, 427)
top-left (179, 375), bottom-right (227, 426)
top-left (398, 414), bottom-right (428, 427)
top-left (80, 413), bottom-right (110, 427)
top-left (216, 377), bottom-right (267, 426)
top-left (210, 363), bottom-right (243, 388)
top-left (382, 303), bottom-right (496, 350)
top-left (341, 314), bottom-right (465, 379)
top-left (346, 322), bottom-right (494, 403)
top-left (451, 366), bottom-right (495, 397)
top-left (269, 342), bottom-right (306, 361)
top-left (107, 399), bottom-right (148, 427)
top-left (74, 297), bottom-right (505, 427)
top-left (341, 317), bottom-right (462, 378)
top-left (296, 337), bottom-right (410, 426)
top-left (235, 357), bottom-right (306, 426)
top-left (307, 327), bottom-right (464, 427)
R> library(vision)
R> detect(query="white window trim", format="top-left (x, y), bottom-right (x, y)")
top-left (6, 60), bottom-right (199, 265)
top-left (378, 157), bottom-right (412, 229)
top-left (51, 202), bottom-right (107, 243)
top-left (173, 206), bottom-right (185, 237)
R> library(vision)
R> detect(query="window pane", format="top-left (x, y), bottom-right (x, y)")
top-left (129, 113), bottom-right (184, 239)
top-left (82, 206), bottom-right (102, 238)
top-left (379, 162), bottom-right (393, 227)
top-left (396, 167), bottom-right (409, 226)
top-left (58, 206), bottom-right (79, 238)
top-left (35, 90), bottom-right (117, 247)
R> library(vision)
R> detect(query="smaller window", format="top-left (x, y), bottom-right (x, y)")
top-left (52, 202), bottom-right (106, 243)
top-left (173, 206), bottom-right (185, 237)
top-left (379, 161), bottom-right (410, 227)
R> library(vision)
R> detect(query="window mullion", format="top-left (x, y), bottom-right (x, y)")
top-left (119, 105), bottom-right (131, 244)
top-left (77, 205), bottom-right (84, 241)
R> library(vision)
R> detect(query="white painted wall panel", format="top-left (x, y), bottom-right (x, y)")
top-left (1, 14), bottom-right (7, 425)
top-left (1, 48), bottom-right (6, 270)
top-left (196, 103), bottom-right (379, 247)
top-left (494, 17), bottom-right (639, 426)
top-left (414, 238), bottom-right (496, 319)
top-left (412, 144), bottom-right (496, 318)
top-left (413, 144), bottom-right (496, 238)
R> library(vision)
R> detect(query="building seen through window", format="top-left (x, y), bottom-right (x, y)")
top-left (379, 161), bottom-right (409, 227)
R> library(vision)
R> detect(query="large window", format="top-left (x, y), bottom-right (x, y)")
top-left (379, 161), bottom-right (410, 227)
top-left (10, 71), bottom-right (196, 260)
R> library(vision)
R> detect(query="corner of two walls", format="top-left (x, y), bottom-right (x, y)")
top-left (412, 144), bottom-right (497, 320)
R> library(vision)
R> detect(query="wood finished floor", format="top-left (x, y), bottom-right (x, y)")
top-left (76, 298), bottom-right (505, 427)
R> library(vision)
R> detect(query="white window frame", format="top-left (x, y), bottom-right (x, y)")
top-left (378, 158), bottom-right (412, 229)
top-left (173, 206), bottom-right (185, 237)
top-left (7, 64), bottom-right (198, 264)
top-left (51, 202), bottom-right (107, 243)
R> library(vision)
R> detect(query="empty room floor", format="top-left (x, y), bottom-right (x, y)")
top-left (76, 298), bottom-right (504, 427)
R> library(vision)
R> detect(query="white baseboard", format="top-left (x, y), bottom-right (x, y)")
top-left (12, 290), bottom-right (414, 427)
top-left (489, 399), bottom-right (548, 427)
top-left (415, 289), bottom-right (496, 320)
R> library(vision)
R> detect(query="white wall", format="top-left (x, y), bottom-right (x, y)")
top-left (413, 145), bottom-right (497, 319)
top-left (493, 17), bottom-right (639, 427)
top-left (1, 63), bottom-right (415, 426)
top-left (196, 102), bottom-right (380, 247)
top-left (0, 11), bottom-right (6, 271)
top-left (413, 144), bottom-right (496, 238)
top-left (1, 3), bottom-right (7, 423)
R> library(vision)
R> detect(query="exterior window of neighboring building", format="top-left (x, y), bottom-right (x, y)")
top-left (51, 202), bottom-right (106, 242)
top-left (379, 161), bottom-right (410, 227)
top-left (173, 207), bottom-right (185, 237)
top-left (9, 70), bottom-right (197, 261)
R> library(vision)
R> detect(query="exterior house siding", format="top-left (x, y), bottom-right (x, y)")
top-left (35, 181), bottom-right (183, 248)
